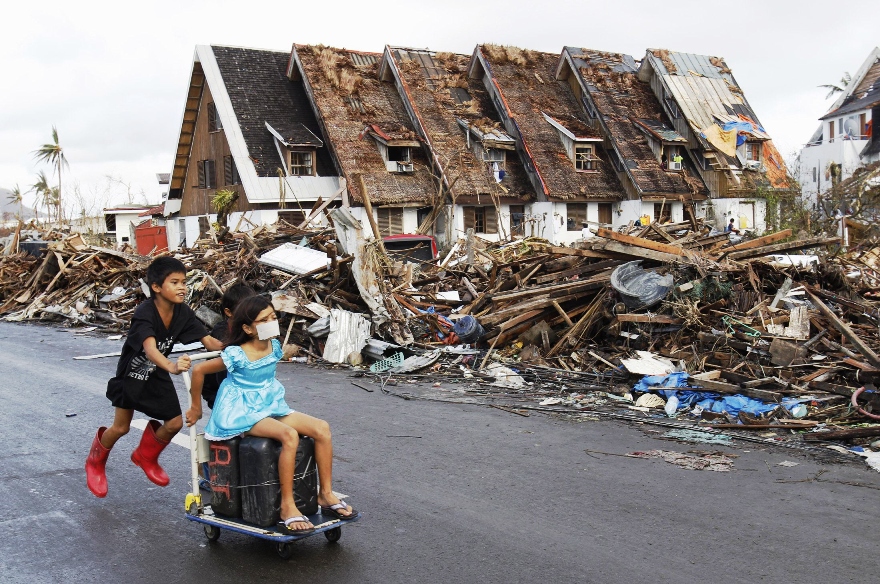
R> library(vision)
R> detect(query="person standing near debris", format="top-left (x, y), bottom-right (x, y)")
top-left (185, 295), bottom-right (357, 534)
top-left (85, 257), bottom-right (224, 498)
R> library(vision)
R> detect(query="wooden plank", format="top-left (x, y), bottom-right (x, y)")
top-left (534, 245), bottom-right (615, 260)
top-left (725, 236), bottom-right (840, 261)
top-left (615, 314), bottom-right (683, 324)
top-left (596, 228), bottom-right (684, 255)
top-left (807, 290), bottom-right (880, 368)
top-left (533, 259), bottom-right (620, 284)
top-left (598, 241), bottom-right (682, 263)
top-left (804, 426), bottom-right (880, 441)
top-left (717, 229), bottom-right (792, 256)
top-left (551, 301), bottom-right (573, 327)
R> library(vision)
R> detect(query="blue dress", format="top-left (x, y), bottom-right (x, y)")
top-left (204, 339), bottom-right (293, 441)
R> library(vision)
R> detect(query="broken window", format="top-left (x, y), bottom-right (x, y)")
top-left (377, 207), bottom-right (404, 235)
top-left (575, 145), bottom-right (595, 171)
top-left (223, 155), bottom-right (240, 186)
top-left (665, 146), bottom-right (684, 171)
top-left (483, 148), bottom-right (506, 166)
top-left (745, 142), bottom-right (761, 162)
top-left (387, 147), bottom-right (411, 163)
top-left (197, 160), bottom-right (216, 189)
top-left (289, 151), bottom-right (314, 176)
top-left (509, 204), bottom-right (525, 237)
top-left (463, 206), bottom-right (497, 234)
top-left (207, 102), bottom-right (222, 132)
top-left (566, 203), bottom-right (587, 231)
top-left (654, 202), bottom-right (670, 223)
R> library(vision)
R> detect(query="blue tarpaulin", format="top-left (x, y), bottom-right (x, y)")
top-left (634, 373), bottom-right (805, 417)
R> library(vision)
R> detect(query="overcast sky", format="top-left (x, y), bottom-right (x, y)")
top-left (1, 0), bottom-right (876, 213)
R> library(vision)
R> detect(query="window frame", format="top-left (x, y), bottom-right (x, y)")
top-left (566, 203), bottom-right (588, 232)
top-left (197, 159), bottom-right (216, 189)
top-left (207, 102), bottom-right (223, 132)
top-left (574, 144), bottom-right (595, 171)
top-left (289, 150), bottom-right (315, 176)
top-left (745, 142), bottom-right (761, 162)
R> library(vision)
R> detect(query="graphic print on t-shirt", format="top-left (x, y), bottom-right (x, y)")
top-left (127, 337), bottom-right (175, 381)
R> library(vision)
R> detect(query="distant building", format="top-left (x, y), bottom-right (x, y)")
top-left (102, 205), bottom-right (155, 247)
top-left (799, 47), bottom-right (880, 208)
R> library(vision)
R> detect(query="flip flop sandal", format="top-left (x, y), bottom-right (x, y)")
top-left (321, 502), bottom-right (357, 520)
top-left (279, 515), bottom-right (314, 535)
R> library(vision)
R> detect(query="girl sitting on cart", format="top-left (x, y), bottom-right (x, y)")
top-left (185, 295), bottom-right (356, 534)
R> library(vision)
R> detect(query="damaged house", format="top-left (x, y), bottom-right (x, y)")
top-left (469, 45), bottom-right (628, 245)
top-left (378, 46), bottom-right (534, 245)
top-left (557, 47), bottom-right (709, 228)
top-left (290, 45), bottom-right (437, 239)
top-left (637, 49), bottom-right (793, 233)
top-left (164, 45), bottom-right (341, 249)
top-left (800, 47), bottom-right (880, 208)
top-left (160, 42), bottom-right (791, 248)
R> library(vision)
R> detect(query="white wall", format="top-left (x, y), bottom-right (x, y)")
top-left (106, 212), bottom-right (146, 246)
top-left (710, 198), bottom-right (767, 234)
top-left (799, 137), bottom-right (870, 209)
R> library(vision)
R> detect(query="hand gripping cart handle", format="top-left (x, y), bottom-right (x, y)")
top-left (181, 351), bottom-right (221, 516)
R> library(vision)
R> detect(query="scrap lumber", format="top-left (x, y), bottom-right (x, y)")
top-left (718, 229), bottom-right (792, 256)
top-left (596, 241), bottom-right (682, 264)
top-left (725, 236), bottom-right (840, 261)
top-left (806, 290), bottom-right (880, 368)
top-left (596, 227), bottom-right (683, 256)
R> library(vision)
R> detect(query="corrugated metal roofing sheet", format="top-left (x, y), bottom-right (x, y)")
top-left (663, 75), bottom-right (744, 133)
top-left (350, 52), bottom-right (379, 67)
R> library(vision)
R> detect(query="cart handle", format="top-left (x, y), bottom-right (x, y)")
top-left (182, 350), bottom-right (221, 508)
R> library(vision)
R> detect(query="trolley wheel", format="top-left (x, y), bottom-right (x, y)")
top-left (276, 542), bottom-right (294, 559)
top-left (203, 524), bottom-right (221, 542)
top-left (324, 527), bottom-right (342, 543)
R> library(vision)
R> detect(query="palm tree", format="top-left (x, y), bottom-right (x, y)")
top-left (33, 126), bottom-right (68, 228)
top-left (31, 171), bottom-right (52, 226)
top-left (6, 184), bottom-right (24, 221)
top-left (819, 72), bottom-right (852, 99)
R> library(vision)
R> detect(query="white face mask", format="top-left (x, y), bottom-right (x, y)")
top-left (255, 320), bottom-right (280, 340)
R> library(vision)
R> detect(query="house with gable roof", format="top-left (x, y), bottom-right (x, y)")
top-left (556, 47), bottom-right (709, 226)
top-left (637, 49), bottom-right (793, 233)
top-left (377, 46), bottom-right (534, 245)
top-left (164, 45), bottom-right (342, 248)
top-left (469, 45), bottom-right (628, 245)
top-left (799, 47), bottom-right (880, 209)
top-left (289, 44), bottom-right (438, 236)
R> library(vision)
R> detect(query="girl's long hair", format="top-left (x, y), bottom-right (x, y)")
top-left (226, 295), bottom-right (273, 347)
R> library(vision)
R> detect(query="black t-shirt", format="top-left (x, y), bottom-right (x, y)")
top-left (105, 298), bottom-right (208, 420)
top-left (201, 319), bottom-right (230, 408)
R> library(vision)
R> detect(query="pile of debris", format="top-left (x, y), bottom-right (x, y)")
top-left (4, 209), bottom-right (880, 453)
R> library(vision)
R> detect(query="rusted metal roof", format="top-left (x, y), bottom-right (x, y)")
top-left (566, 47), bottom-right (708, 199)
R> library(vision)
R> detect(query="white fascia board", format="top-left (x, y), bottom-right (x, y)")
top-left (196, 45), bottom-right (263, 205)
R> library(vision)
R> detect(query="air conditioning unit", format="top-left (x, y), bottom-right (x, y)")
top-left (385, 160), bottom-right (414, 173)
top-left (668, 161), bottom-right (682, 171)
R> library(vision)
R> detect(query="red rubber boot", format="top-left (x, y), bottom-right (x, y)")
top-left (85, 427), bottom-right (111, 498)
top-left (130, 420), bottom-right (171, 486)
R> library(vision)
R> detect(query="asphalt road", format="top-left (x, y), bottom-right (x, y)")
top-left (1, 320), bottom-right (879, 583)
